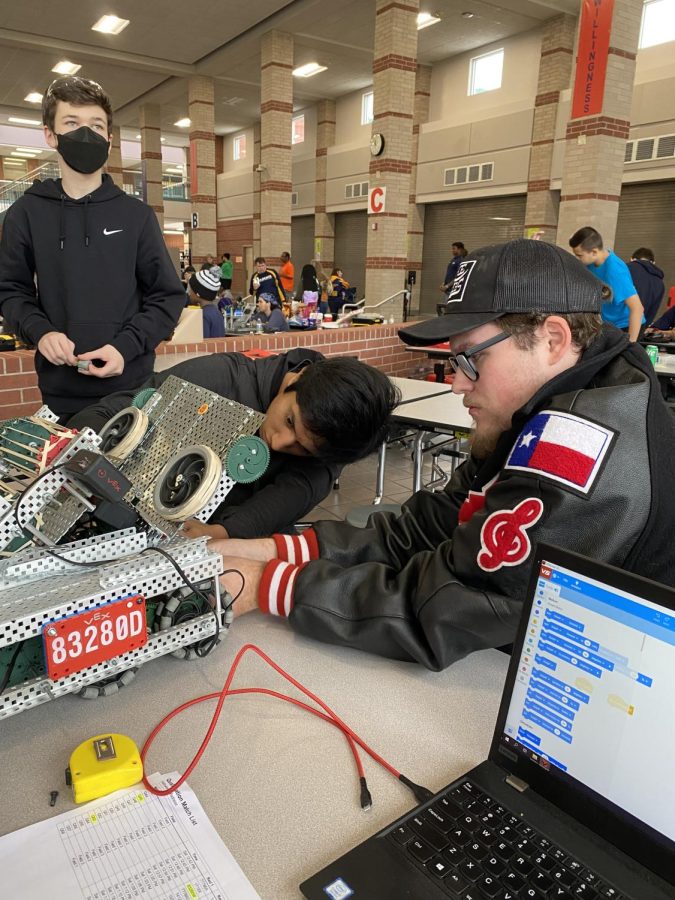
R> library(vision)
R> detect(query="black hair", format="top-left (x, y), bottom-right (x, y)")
top-left (286, 357), bottom-right (400, 465)
top-left (632, 247), bottom-right (655, 262)
top-left (452, 241), bottom-right (465, 250)
top-left (300, 263), bottom-right (318, 291)
top-left (184, 265), bottom-right (196, 274)
top-left (569, 226), bottom-right (603, 252)
top-left (222, 252), bottom-right (230, 260)
top-left (254, 256), bottom-right (266, 264)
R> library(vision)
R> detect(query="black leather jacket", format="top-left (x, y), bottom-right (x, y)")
top-left (287, 327), bottom-right (675, 670)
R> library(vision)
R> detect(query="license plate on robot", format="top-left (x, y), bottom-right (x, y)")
top-left (43, 595), bottom-right (147, 680)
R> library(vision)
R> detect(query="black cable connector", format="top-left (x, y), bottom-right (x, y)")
top-left (359, 776), bottom-right (372, 811)
top-left (398, 774), bottom-right (434, 805)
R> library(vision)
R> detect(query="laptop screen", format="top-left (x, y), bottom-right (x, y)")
top-left (500, 550), bottom-right (675, 843)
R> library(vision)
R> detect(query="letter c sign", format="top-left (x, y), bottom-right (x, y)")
top-left (368, 186), bottom-right (386, 215)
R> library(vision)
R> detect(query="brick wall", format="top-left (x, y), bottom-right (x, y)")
top-left (216, 218), bottom-right (254, 295)
top-left (0, 323), bottom-right (429, 420)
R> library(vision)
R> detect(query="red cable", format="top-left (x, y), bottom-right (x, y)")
top-left (141, 643), bottom-right (400, 796)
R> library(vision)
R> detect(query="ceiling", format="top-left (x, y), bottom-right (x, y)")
top-left (0, 0), bottom-right (579, 169)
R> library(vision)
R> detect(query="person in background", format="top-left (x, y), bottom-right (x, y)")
top-left (181, 265), bottom-right (196, 298)
top-left (298, 263), bottom-right (321, 319)
top-left (329, 267), bottom-right (354, 319)
top-left (200, 254), bottom-right (216, 271)
top-left (188, 268), bottom-right (225, 338)
top-left (645, 305), bottom-right (675, 335)
top-left (0, 75), bottom-right (185, 419)
top-left (440, 241), bottom-right (467, 295)
top-left (253, 292), bottom-right (289, 332)
top-left (249, 257), bottom-right (284, 305)
top-left (279, 251), bottom-right (295, 303)
top-left (628, 248), bottom-right (665, 328)
top-left (569, 226), bottom-right (644, 342)
top-left (220, 253), bottom-right (233, 296)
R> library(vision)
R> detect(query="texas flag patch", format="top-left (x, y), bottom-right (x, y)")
top-left (505, 410), bottom-right (615, 496)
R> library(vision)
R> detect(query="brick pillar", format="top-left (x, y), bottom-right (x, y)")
top-left (524, 15), bottom-right (576, 243)
top-left (259, 30), bottom-right (293, 265)
top-left (140, 104), bottom-right (164, 228)
top-left (107, 125), bottom-right (124, 189)
top-left (0, 157), bottom-right (4, 180)
top-left (189, 76), bottom-right (217, 265)
top-left (365, 0), bottom-right (420, 318)
top-left (314, 99), bottom-right (336, 275)
top-left (556, 0), bottom-right (642, 247)
top-left (253, 123), bottom-right (261, 259)
top-left (407, 64), bottom-right (431, 315)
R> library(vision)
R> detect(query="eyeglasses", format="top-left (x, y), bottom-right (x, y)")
top-left (447, 331), bottom-right (511, 382)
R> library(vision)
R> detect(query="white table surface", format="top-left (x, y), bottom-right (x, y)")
top-left (0, 613), bottom-right (509, 900)
top-left (390, 376), bottom-right (473, 432)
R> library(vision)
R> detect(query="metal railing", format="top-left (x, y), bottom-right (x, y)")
top-left (0, 161), bottom-right (61, 213)
top-left (0, 163), bottom-right (190, 215)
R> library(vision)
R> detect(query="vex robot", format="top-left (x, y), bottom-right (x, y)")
top-left (0, 376), bottom-right (270, 719)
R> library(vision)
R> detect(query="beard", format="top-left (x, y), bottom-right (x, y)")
top-left (468, 419), bottom-right (510, 459)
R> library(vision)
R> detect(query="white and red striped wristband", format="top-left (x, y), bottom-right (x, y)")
top-left (272, 530), bottom-right (319, 564)
top-left (259, 559), bottom-right (306, 617)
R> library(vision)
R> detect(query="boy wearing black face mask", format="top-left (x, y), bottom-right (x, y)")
top-left (0, 76), bottom-right (185, 418)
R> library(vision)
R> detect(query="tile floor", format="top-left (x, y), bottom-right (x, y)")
top-left (302, 440), bottom-right (457, 524)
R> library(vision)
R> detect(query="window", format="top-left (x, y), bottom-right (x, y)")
top-left (468, 48), bottom-right (504, 95)
top-left (639, 0), bottom-right (675, 48)
top-left (233, 133), bottom-right (246, 160)
top-left (292, 114), bottom-right (305, 145)
top-left (361, 91), bottom-right (374, 125)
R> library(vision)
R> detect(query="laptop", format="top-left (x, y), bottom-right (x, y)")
top-left (301, 544), bottom-right (675, 900)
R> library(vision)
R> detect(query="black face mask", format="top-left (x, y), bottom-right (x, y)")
top-left (56, 126), bottom-right (110, 174)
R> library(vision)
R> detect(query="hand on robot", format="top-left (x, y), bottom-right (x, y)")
top-left (77, 344), bottom-right (125, 377)
top-left (181, 519), bottom-right (229, 540)
top-left (37, 331), bottom-right (78, 366)
top-left (216, 556), bottom-right (266, 617)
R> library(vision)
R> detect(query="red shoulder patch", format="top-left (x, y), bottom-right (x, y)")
top-left (477, 498), bottom-right (543, 573)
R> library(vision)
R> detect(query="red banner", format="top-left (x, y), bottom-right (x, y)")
top-left (571, 0), bottom-right (615, 119)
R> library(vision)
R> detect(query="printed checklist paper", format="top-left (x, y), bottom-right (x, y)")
top-left (1, 773), bottom-right (260, 899)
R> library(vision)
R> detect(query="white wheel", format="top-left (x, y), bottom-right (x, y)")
top-left (99, 407), bottom-right (149, 461)
top-left (152, 445), bottom-right (223, 521)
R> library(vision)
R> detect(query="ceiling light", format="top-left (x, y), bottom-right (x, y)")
top-left (4, 159), bottom-right (24, 166)
top-left (24, 92), bottom-right (43, 103)
top-left (8, 116), bottom-right (41, 126)
top-left (417, 12), bottom-right (441, 29)
top-left (174, 118), bottom-right (191, 127)
top-left (490, 216), bottom-right (512, 221)
top-left (160, 136), bottom-right (166, 143)
top-left (292, 62), bottom-right (327, 78)
top-left (166, 166), bottom-right (184, 173)
top-left (91, 14), bottom-right (130, 35)
top-left (52, 61), bottom-right (82, 75)
top-left (462, 11), bottom-right (475, 18)
top-left (15, 147), bottom-right (41, 154)
top-left (11, 151), bottom-right (39, 158)
top-left (135, 133), bottom-right (141, 139)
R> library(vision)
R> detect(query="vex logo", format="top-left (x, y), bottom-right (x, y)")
top-left (84, 611), bottom-right (112, 625)
top-left (447, 259), bottom-right (476, 303)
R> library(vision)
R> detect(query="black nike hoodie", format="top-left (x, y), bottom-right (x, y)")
top-left (0, 175), bottom-right (185, 415)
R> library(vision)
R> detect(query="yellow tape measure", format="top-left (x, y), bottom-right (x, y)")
top-left (66, 733), bottom-right (143, 804)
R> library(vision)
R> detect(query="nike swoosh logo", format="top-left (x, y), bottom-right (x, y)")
top-left (103, 228), bottom-right (123, 236)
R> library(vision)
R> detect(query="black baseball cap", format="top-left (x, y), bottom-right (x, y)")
top-left (399, 239), bottom-right (608, 346)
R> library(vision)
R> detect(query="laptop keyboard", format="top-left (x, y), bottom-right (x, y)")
top-left (386, 780), bottom-right (627, 900)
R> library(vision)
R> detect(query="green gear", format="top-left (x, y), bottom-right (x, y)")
top-left (132, 388), bottom-right (157, 409)
top-left (225, 435), bottom-right (270, 484)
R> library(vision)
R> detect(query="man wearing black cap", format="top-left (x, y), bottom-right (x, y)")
top-left (212, 238), bottom-right (675, 671)
top-left (187, 267), bottom-right (225, 338)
